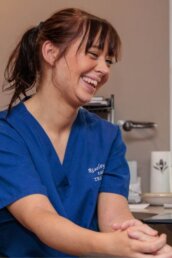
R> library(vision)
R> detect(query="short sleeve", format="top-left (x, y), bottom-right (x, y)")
top-left (99, 126), bottom-right (130, 198)
top-left (0, 120), bottom-right (47, 209)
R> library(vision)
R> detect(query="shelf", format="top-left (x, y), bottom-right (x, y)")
top-left (84, 94), bottom-right (115, 123)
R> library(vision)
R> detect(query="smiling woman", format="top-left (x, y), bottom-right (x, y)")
top-left (40, 33), bottom-right (112, 106)
top-left (0, 7), bottom-right (172, 258)
top-left (3, 8), bottom-right (121, 112)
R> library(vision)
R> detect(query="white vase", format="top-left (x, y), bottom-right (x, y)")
top-left (150, 151), bottom-right (171, 193)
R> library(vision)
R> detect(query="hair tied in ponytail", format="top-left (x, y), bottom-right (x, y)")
top-left (36, 21), bottom-right (44, 32)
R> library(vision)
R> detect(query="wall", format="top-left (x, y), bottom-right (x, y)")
top-left (0, 0), bottom-right (169, 192)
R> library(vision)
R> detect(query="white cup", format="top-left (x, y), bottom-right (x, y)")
top-left (150, 151), bottom-right (171, 192)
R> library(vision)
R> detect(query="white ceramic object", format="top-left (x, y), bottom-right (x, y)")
top-left (129, 203), bottom-right (150, 210)
top-left (150, 151), bottom-right (171, 192)
top-left (142, 192), bottom-right (172, 206)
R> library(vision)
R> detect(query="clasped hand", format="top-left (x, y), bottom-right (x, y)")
top-left (112, 219), bottom-right (172, 257)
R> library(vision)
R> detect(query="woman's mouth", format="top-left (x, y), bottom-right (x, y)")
top-left (82, 76), bottom-right (99, 88)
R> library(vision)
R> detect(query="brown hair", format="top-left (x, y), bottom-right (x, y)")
top-left (3, 8), bottom-right (121, 113)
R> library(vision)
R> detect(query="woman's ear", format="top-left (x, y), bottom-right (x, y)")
top-left (41, 40), bottom-right (59, 66)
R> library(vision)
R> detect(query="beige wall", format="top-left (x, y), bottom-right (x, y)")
top-left (0, 0), bottom-right (169, 191)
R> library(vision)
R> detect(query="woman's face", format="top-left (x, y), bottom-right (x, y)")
top-left (51, 34), bottom-right (114, 107)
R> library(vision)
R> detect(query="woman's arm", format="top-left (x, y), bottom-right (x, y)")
top-left (98, 192), bottom-right (157, 235)
top-left (98, 192), bottom-right (137, 232)
top-left (97, 192), bottom-right (172, 257)
top-left (7, 193), bottom-right (167, 257)
top-left (8, 194), bottom-right (101, 256)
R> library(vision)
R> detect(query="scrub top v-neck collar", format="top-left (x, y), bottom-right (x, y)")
top-left (18, 102), bottom-right (82, 170)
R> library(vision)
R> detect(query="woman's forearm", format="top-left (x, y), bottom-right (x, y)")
top-left (26, 208), bottom-right (106, 256)
top-left (98, 193), bottom-right (134, 232)
top-left (8, 195), bottom-right (105, 256)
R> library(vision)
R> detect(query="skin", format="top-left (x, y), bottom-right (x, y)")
top-left (113, 218), bottom-right (172, 255)
top-left (7, 32), bottom-right (172, 257)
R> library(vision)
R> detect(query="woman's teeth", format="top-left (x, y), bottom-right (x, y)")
top-left (82, 76), bottom-right (98, 87)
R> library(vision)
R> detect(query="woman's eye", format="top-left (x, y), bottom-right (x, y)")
top-left (88, 52), bottom-right (98, 58)
top-left (106, 59), bottom-right (113, 66)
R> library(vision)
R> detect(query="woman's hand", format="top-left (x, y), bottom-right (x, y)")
top-left (103, 230), bottom-right (167, 258)
top-left (112, 218), bottom-right (158, 237)
top-left (155, 244), bottom-right (172, 255)
top-left (127, 230), bottom-right (172, 257)
top-left (112, 219), bottom-right (172, 257)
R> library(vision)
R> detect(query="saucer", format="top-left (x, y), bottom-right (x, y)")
top-left (129, 203), bottom-right (150, 210)
top-left (142, 192), bottom-right (172, 206)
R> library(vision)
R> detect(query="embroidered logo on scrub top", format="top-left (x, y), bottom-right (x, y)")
top-left (88, 163), bottom-right (105, 182)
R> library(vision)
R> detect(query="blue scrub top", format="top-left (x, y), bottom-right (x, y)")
top-left (0, 102), bottom-right (129, 257)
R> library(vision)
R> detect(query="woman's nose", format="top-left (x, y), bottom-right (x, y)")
top-left (95, 59), bottom-right (110, 76)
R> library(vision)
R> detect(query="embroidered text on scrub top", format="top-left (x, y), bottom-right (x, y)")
top-left (88, 163), bottom-right (105, 182)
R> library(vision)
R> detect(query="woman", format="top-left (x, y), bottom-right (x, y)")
top-left (0, 8), bottom-right (171, 258)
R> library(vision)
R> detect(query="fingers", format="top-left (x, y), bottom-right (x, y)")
top-left (156, 244), bottom-right (172, 255)
top-left (136, 224), bottom-right (157, 237)
top-left (112, 223), bottom-right (121, 230)
top-left (132, 233), bottom-right (167, 254)
top-left (112, 219), bottom-right (158, 237)
top-left (148, 251), bottom-right (172, 258)
top-left (127, 224), bottom-right (158, 239)
top-left (112, 219), bottom-right (142, 231)
top-left (120, 219), bottom-right (142, 230)
top-left (138, 252), bottom-right (172, 258)
top-left (155, 252), bottom-right (172, 258)
top-left (128, 230), bottom-right (156, 241)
